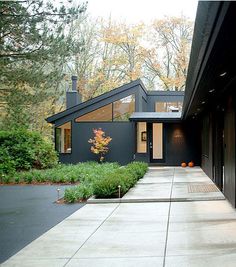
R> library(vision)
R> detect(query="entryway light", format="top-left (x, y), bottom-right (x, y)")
top-left (209, 89), bottom-right (215, 93)
top-left (201, 101), bottom-right (205, 104)
top-left (219, 72), bottom-right (227, 77)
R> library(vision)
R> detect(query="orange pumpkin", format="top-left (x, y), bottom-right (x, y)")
top-left (188, 161), bottom-right (194, 167)
top-left (181, 162), bottom-right (187, 167)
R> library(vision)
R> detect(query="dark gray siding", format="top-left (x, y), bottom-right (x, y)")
top-left (199, 91), bottom-right (236, 207)
top-left (59, 122), bottom-right (135, 165)
top-left (224, 95), bottom-right (236, 206)
top-left (164, 122), bottom-right (201, 166)
top-left (201, 113), bottom-right (213, 178)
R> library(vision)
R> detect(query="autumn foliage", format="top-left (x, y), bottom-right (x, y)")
top-left (88, 128), bottom-right (112, 162)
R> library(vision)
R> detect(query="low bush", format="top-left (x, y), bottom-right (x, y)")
top-left (3, 162), bottom-right (120, 184)
top-left (125, 161), bottom-right (148, 179)
top-left (93, 161), bottom-right (148, 199)
top-left (64, 184), bottom-right (93, 203)
top-left (0, 130), bottom-right (58, 175)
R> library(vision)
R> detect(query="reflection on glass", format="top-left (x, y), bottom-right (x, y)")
top-left (155, 102), bottom-right (182, 112)
top-left (55, 122), bottom-right (71, 153)
top-left (113, 95), bottom-right (135, 121)
top-left (75, 104), bottom-right (112, 122)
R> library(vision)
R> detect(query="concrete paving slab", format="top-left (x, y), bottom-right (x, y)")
top-left (123, 183), bottom-right (172, 200)
top-left (173, 177), bottom-right (212, 183)
top-left (138, 177), bottom-right (173, 183)
top-left (170, 200), bottom-right (234, 215)
top-left (66, 257), bottom-right (164, 267)
top-left (114, 202), bottom-right (170, 217)
top-left (74, 231), bottom-right (166, 258)
top-left (99, 203), bottom-right (169, 232)
top-left (165, 253), bottom-right (236, 267)
top-left (1, 259), bottom-right (68, 267)
top-left (12, 232), bottom-right (90, 259)
top-left (100, 218), bottom-right (168, 232)
top-left (169, 216), bottom-right (236, 232)
top-left (166, 228), bottom-right (236, 256)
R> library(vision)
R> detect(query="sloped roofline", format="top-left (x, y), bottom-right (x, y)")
top-left (46, 79), bottom-right (147, 124)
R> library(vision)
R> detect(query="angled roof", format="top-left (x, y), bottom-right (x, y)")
top-left (129, 112), bottom-right (181, 122)
top-left (46, 79), bottom-right (147, 124)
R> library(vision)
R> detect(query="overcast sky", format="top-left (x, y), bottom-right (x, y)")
top-left (87, 0), bottom-right (198, 23)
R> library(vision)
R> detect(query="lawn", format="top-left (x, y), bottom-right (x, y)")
top-left (1, 161), bottom-right (148, 203)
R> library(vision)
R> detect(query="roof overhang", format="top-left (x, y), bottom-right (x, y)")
top-left (183, 1), bottom-right (236, 119)
top-left (129, 112), bottom-right (182, 122)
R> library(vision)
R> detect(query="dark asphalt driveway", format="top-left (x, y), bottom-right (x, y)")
top-left (0, 185), bottom-right (84, 264)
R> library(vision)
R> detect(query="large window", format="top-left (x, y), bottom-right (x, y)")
top-left (75, 104), bottom-right (112, 122)
top-left (55, 122), bottom-right (71, 153)
top-left (137, 122), bottom-right (147, 153)
top-left (155, 102), bottom-right (182, 113)
top-left (75, 94), bottom-right (135, 122)
top-left (113, 95), bottom-right (135, 121)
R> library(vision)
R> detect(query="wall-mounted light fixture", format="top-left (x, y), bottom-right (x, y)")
top-left (201, 101), bottom-right (205, 104)
top-left (219, 71), bottom-right (227, 77)
top-left (209, 89), bottom-right (215, 93)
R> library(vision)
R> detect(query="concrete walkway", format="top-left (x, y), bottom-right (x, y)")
top-left (3, 167), bottom-right (236, 267)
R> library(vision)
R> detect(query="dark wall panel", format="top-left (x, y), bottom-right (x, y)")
top-left (224, 95), bottom-right (236, 206)
top-left (164, 122), bottom-right (201, 166)
top-left (201, 113), bottom-right (213, 178)
top-left (60, 122), bottom-right (135, 165)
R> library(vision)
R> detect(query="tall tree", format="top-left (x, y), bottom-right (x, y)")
top-left (144, 16), bottom-right (193, 91)
top-left (0, 0), bottom-right (86, 134)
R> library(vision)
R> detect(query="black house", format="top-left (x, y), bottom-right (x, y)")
top-left (47, 1), bottom-right (236, 207)
top-left (46, 77), bottom-right (200, 166)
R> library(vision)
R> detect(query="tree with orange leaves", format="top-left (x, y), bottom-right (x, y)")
top-left (88, 128), bottom-right (112, 163)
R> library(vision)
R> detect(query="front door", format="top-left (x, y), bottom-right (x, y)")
top-left (149, 123), bottom-right (165, 163)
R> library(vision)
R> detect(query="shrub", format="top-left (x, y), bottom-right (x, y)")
top-left (126, 162), bottom-right (148, 179)
top-left (64, 184), bottom-right (93, 203)
top-left (0, 130), bottom-right (58, 174)
top-left (93, 162), bottom-right (148, 198)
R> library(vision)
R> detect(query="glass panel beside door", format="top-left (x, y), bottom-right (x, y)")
top-left (149, 123), bottom-right (164, 163)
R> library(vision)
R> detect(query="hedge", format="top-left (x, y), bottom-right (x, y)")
top-left (93, 162), bottom-right (148, 198)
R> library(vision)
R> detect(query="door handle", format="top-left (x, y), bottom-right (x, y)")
top-left (150, 142), bottom-right (152, 149)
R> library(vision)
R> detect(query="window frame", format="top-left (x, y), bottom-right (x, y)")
top-left (74, 94), bottom-right (135, 123)
top-left (55, 121), bottom-right (72, 155)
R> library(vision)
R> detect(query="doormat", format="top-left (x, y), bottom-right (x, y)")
top-left (188, 184), bottom-right (219, 193)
